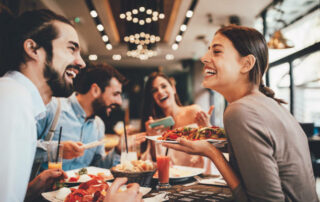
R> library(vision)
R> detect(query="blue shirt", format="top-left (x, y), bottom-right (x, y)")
top-left (37, 94), bottom-right (120, 171)
top-left (0, 71), bottom-right (46, 202)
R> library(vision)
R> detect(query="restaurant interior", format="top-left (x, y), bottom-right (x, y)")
top-left (1, 0), bottom-right (320, 200)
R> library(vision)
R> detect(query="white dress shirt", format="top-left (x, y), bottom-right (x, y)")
top-left (0, 71), bottom-right (45, 202)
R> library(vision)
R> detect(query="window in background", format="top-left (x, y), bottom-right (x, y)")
top-left (269, 10), bottom-right (320, 63)
top-left (254, 16), bottom-right (263, 34)
top-left (267, 9), bottom-right (320, 122)
top-left (293, 51), bottom-right (320, 124)
top-left (269, 63), bottom-right (291, 111)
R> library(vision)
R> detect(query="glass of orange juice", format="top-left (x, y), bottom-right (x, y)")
top-left (47, 142), bottom-right (63, 169)
top-left (155, 142), bottom-right (171, 190)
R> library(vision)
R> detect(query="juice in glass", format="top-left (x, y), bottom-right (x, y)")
top-left (156, 156), bottom-right (170, 184)
top-left (47, 143), bottom-right (63, 169)
top-left (48, 162), bottom-right (62, 169)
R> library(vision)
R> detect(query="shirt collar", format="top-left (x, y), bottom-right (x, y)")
top-left (69, 93), bottom-right (93, 121)
top-left (4, 71), bottom-right (46, 120)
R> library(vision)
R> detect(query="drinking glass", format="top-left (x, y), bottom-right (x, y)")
top-left (120, 135), bottom-right (138, 163)
top-left (47, 142), bottom-right (63, 169)
top-left (155, 142), bottom-right (171, 190)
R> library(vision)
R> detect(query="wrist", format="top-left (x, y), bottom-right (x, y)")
top-left (205, 145), bottom-right (219, 160)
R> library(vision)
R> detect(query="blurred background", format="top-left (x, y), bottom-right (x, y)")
top-left (1, 0), bottom-right (319, 134)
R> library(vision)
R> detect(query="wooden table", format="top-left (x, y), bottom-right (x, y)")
top-left (39, 174), bottom-right (234, 202)
top-left (144, 175), bottom-right (234, 201)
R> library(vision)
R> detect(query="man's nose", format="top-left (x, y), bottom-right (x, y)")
top-left (75, 54), bottom-right (86, 69)
top-left (116, 97), bottom-right (122, 106)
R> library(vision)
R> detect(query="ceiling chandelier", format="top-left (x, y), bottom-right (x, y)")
top-left (127, 45), bottom-right (157, 60)
top-left (120, 6), bottom-right (164, 24)
top-left (124, 32), bottom-right (161, 45)
top-left (120, 0), bottom-right (165, 60)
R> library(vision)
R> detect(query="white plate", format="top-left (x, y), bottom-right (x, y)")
top-left (146, 135), bottom-right (227, 147)
top-left (65, 166), bottom-right (113, 184)
top-left (154, 165), bottom-right (204, 180)
top-left (42, 183), bottom-right (151, 202)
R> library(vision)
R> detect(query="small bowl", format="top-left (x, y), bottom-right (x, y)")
top-left (110, 167), bottom-right (157, 187)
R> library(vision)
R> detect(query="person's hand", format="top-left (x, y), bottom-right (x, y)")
top-left (145, 116), bottom-right (167, 136)
top-left (195, 105), bottom-right (214, 128)
top-left (25, 169), bottom-right (67, 201)
top-left (163, 138), bottom-right (213, 157)
top-left (104, 177), bottom-right (142, 202)
top-left (62, 141), bottom-right (85, 159)
top-left (134, 132), bottom-right (146, 144)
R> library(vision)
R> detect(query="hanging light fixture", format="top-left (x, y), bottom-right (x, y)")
top-left (171, 0), bottom-right (198, 51)
top-left (120, 0), bottom-right (165, 23)
top-left (268, 30), bottom-right (294, 49)
top-left (120, 0), bottom-right (165, 60)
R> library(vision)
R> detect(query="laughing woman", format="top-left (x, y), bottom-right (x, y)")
top-left (140, 72), bottom-right (213, 168)
top-left (164, 25), bottom-right (318, 201)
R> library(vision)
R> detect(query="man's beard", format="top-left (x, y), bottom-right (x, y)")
top-left (92, 96), bottom-right (107, 116)
top-left (43, 64), bottom-right (74, 97)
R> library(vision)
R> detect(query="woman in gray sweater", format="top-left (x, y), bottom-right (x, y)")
top-left (164, 25), bottom-right (318, 202)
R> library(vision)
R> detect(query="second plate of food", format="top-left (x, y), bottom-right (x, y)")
top-left (153, 165), bottom-right (204, 181)
top-left (64, 166), bottom-right (113, 186)
top-left (146, 135), bottom-right (227, 147)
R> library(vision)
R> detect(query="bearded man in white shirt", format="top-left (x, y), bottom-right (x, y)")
top-left (0, 8), bottom-right (142, 202)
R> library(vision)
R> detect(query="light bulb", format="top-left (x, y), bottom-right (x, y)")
top-left (186, 10), bottom-right (193, 18)
top-left (172, 43), bottom-right (178, 50)
top-left (90, 10), bottom-right (98, 18)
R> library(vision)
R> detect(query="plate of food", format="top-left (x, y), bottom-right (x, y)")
top-left (146, 126), bottom-right (227, 146)
top-left (64, 166), bottom-right (113, 186)
top-left (153, 165), bottom-right (204, 181)
top-left (42, 179), bottom-right (151, 202)
top-left (111, 160), bottom-right (157, 187)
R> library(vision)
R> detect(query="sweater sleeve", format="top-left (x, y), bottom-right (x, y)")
top-left (223, 102), bottom-right (285, 202)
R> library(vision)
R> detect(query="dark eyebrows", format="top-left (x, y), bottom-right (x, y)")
top-left (68, 41), bottom-right (79, 49)
top-left (208, 44), bottom-right (223, 50)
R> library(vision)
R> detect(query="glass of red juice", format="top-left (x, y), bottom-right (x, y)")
top-left (156, 143), bottom-right (171, 190)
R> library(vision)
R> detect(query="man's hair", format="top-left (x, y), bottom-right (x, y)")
top-left (74, 63), bottom-right (127, 94)
top-left (0, 9), bottom-right (72, 76)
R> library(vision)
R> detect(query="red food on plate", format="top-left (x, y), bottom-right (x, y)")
top-left (68, 175), bottom-right (80, 182)
top-left (159, 126), bottom-right (226, 141)
top-left (64, 179), bottom-right (109, 202)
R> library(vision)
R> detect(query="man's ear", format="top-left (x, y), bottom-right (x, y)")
top-left (90, 83), bottom-right (101, 98)
top-left (240, 54), bottom-right (256, 74)
top-left (23, 39), bottom-right (41, 61)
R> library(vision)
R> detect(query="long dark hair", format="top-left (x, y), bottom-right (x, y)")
top-left (140, 72), bottom-right (182, 131)
top-left (217, 25), bottom-right (286, 104)
top-left (0, 9), bottom-right (72, 76)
